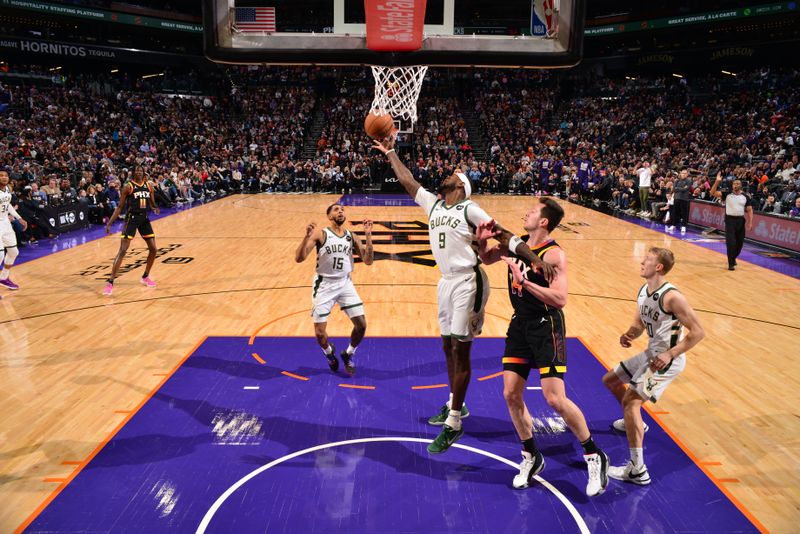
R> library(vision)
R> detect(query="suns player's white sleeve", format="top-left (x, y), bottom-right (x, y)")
top-left (415, 187), bottom-right (438, 213)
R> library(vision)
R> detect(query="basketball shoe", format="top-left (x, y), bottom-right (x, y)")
top-left (340, 350), bottom-right (355, 375)
top-left (608, 461), bottom-right (651, 485)
top-left (585, 451), bottom-right (610, 496)
top-left (0, 278), bottom-right (19, 290)
top-left (427, 424), bottom-right (464, 454)
top-left (141, 276), bottom-right (156, 288)
top-left (428, 403), bottom-right (469, 425)
top-left (612, 419), bottom-right (649, 433)
top-left (513, 450), bottom-right (546, 489)
top-left (325, 343), bottom-right (339, 372)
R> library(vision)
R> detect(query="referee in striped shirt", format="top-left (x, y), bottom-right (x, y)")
top-left (710, 172), bottom-right (753, 271)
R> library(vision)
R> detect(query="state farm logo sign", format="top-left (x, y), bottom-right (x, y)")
top-left (689, 200), bottom-right (800, 252)
top-left (689, 203), bottom-right (725, 228)
top-left (750, 216), bottom-right (800, 251)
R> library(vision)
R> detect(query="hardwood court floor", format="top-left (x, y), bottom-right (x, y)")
top-left (1, 193), bottom-right (797, 532)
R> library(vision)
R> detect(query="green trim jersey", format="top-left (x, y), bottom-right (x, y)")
top-left (415, 188), bottom-right (491, 276)
top-left (637, 282), bottom-right (684, 356)
top-left (0, 185), bottom-right (12, 219)
top-left (315, 227), bottom-right (354, 278)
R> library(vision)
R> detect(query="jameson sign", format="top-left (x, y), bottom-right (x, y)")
top-left (0, 37), bottom-right (195, 64)
top-left (690, 200), bottom-right (800, 253)
top-left (585, 2), bottom-right (796, 36)
top-left (0, 0), bottom-right (202, 33)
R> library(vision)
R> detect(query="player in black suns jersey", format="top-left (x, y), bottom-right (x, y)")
top-left (477, 197), bottom-right (610, 496)
top-left (103, 166), bottom-right (160, 296)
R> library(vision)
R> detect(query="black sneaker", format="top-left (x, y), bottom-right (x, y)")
top-left (340, 351), bottom-right (355, 375)
top-left (325, 343), bottom-right (339, 372)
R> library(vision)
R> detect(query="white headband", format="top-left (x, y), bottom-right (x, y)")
top-left (456, 172), bottom-right (471, 198)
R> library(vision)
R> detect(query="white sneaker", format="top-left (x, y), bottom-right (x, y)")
top-left (584, 451), bottom-right (610, 496)
top-left (680, 226), bottom-right (686, 234)
top-left (612, 418), bottom-right (649, 433)
top-left (665, 225), bottom-right (675, 232)
top-left (608, 461), bottom-right (651, 485)
top-left (513, 450), bottom-right (546, 489)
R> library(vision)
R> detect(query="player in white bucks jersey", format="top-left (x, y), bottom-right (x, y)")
top-left (602, 247), bottom-right (705, 486)
top-left (295, 203), bottom-right (373, 375)
top-left (0, 169), bottom-right (28, 291)
top-left (373, 133), bottom-right (557, 455)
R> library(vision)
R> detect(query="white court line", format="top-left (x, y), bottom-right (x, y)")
top-left (526, 386), bottom-right (542, 390)
top-left (195, 436), bottom-right (589, 534)
top-left (242, 386), bottom-right (260, 390)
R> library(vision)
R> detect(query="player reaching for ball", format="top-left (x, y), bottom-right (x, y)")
top-left (601, 247), bottom-right (705, 486)
top-left (372, 132), bottom-right (556, 455)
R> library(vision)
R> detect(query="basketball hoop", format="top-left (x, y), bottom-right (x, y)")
top-left (370, 65), bottom-right (428, 126)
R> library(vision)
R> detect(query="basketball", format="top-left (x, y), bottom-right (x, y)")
top-left (364, 111), bottom-right (394, 140)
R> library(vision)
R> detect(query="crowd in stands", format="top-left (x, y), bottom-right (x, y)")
top-left (1, 63), bottom-right (798, 245)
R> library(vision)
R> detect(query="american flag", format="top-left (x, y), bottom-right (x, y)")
top-left (234, 7), bottom-right (276, 33)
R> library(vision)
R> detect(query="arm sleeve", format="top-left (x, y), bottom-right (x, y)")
top-left (8, 203), bottom-right (21, 220)
top-left (465, 204), bottom-right (491, 227)
top-left (414, 187), bottom-right (438, 213)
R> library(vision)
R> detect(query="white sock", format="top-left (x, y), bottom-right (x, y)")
top-left (630, 447), bottom-right (644, 468)
top-left (322, 344), bottom-right (333, 356)
top-left (446, 392), bottom-right (454, 409)
top-left (445, 409), bottom-right (462, 430)
top-left (346, 344), bottom-right (357, 355)
top-left (0, 268), bottom-right (9, 281)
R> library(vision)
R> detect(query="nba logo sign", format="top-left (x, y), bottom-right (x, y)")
top-left (531, 0), bottom-right (555, 36)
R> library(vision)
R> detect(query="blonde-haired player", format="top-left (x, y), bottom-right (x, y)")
top-left (373, 133), bottom-right (555, 454)
top-left (602, 247), bottom-right (705, 485)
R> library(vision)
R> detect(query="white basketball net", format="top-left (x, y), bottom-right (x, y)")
top-left (370, 65), bottom-right (428, 125)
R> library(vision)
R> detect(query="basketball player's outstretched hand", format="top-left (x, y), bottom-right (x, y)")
top-left (363, 219), bottom-right (373, 236)
top-left (476, 219), bottom-right (499, 242)
top-left (105, 223), bottom-right (111, 235)
top-left (372, 131), bottom-right (396, 154)
top-left (305, 222), bottom-right (317, 238)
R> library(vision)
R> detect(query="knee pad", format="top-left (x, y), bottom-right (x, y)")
top-left (3, 245), bottom-right (19, 266)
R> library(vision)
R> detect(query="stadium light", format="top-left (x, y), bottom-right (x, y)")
top-left (110, 69), bottom-right (119, 73)
top-left (142, 73), bottom-right (164, 79)
top-left (721, 70), bottom-right (737, 77)
top-left (672, 73), bottom-right (683, 79)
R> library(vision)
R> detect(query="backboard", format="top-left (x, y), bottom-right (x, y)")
top-left (203, 0), bottom-right (585, 68)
